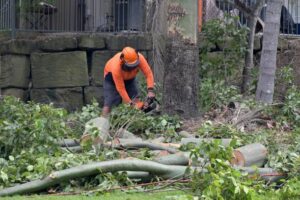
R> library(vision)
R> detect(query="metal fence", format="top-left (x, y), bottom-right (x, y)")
top-left (0, 0), bottom-right (146, 35)
top-left (203, 0), bottom-right (300, 35)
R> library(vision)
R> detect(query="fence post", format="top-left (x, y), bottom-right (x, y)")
top-left (11, 0), bottom-right (16, 39)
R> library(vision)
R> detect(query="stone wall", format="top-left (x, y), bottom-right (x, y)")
top-left (0, 33), bottom-right (152, 111)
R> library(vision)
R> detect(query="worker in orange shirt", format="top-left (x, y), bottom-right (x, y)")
top-left (102, 46), bottom-right (155, 117)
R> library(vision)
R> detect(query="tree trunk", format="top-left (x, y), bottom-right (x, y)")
top-left (241, 1), bottom-right (265, 93)
top-left (162, 0), bottom-right (199, 118)
top-left (256, 0), bottom-right (283, 103)
top-left (241, 17), bottom-right (257, 93)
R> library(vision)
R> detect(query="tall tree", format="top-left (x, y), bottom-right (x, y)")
top-left (218, 0), bottom-right (266, 93)
top-left (256, 0), bottom-right (283, 103)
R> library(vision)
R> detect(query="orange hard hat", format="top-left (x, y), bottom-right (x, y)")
top-left (121, 47), bottom-right (140, 67)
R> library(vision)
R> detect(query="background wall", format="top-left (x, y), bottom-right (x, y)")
top-left (0, 33), bottom-right (153, 111)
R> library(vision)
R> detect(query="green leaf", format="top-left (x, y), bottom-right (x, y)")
top-left (27, 165), bottom-right (34, 172)
top-left (0, 171), bottom-right (8, 181)
top-left (243, 186), bottom-right (249, 194)
top-left (234, 186), bottom-right (240, 194)
top-left (161, 119), bottom-right (168, 127)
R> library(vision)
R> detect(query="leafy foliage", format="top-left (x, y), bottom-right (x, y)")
top-left (109, 104), bottom-right (180, 141)
top-left (0, 149), bottom-right (122, 189)
top-left (199, 15), bottom-right (247, 111)
top-left (199, 79), bottom-right (240, 111)
top-left (190, 140), bottom-right (263, 200)
top-left (0, 96), bottom-right (69, 157)
top-left (67, 100), bottom-right (102, 137)
top-left (268, 66), bottom-right (300, 128)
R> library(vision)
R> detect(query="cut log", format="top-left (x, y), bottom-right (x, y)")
top-left (231, 143), bottom-right (267, 167)
top-left (81, 117), bottom-right (110, 145)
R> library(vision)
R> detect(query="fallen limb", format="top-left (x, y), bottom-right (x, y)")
top-left (113, 141), bottom-right (178, 154)
top-left (0, 157), bottom-right (285, 197)
top-left (153, 153), bottom-right (190, 166)
top-left (181, 138), bottom-right (232, 147)
top-left (0, 159), bottom-right (187, 197)
top-left (61, 140), bottom-right (178, 154)
top-left (238, 167), bottom-right (286, 183)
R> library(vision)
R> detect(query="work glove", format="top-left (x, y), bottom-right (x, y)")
top-left (143, 89), bottom-right (155, 110)
top-left (147, 88), bottom-right (155, 99)
top-left (130, 99), bottom-right (144, 109)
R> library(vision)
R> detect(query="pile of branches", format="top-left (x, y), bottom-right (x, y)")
top-left (0, 117), bottom-right (285, 197)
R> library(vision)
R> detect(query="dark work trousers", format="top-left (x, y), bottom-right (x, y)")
top-left (103, 74), bottom-right (139, 107)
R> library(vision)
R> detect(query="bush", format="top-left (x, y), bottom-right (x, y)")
top-left (0, 96), bottom-right (70, 157)
top-left (199, 15), bottom-right (247, 111)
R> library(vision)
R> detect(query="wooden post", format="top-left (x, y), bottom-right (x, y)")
top-left (198, 0), bottom-right (203, 32)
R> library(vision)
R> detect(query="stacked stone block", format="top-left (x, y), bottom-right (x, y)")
top-left (0, 33), bottom-right (152, 112)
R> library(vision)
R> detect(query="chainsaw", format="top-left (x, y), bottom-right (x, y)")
top-left (141, 96), bottom-right (160, 114)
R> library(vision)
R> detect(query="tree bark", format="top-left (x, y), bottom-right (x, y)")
top-left (256, 0), bottom-right (283, 103)
top-left (162, 0), bottom-right (199, 118)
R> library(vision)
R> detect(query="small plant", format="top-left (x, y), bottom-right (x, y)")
top-left (190, 140), bottom-right (263, 200)
top-left (199, 79), bottom-right (240, 111)
top-left (268, 66), bottom-right (300, 128)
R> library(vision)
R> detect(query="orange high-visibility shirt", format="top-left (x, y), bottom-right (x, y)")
top-left (104, 52), bottom-right (154, 103)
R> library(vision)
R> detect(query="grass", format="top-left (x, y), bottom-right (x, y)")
top-left (1, 190), bottom-right (187, 200)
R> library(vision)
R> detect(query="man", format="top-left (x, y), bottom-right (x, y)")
top-left (102, 46), bottom-right (155, 117)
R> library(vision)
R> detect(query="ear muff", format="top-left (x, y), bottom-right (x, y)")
top-left (120, 53), bottom-right (124, 60)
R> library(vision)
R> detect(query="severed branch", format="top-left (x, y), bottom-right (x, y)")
top-left (113, 141), bottom-right (178, 154)
top-left (0, 158), bottom-right (285, 197)
top-left (0, 159), bottom-right (188, 197)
